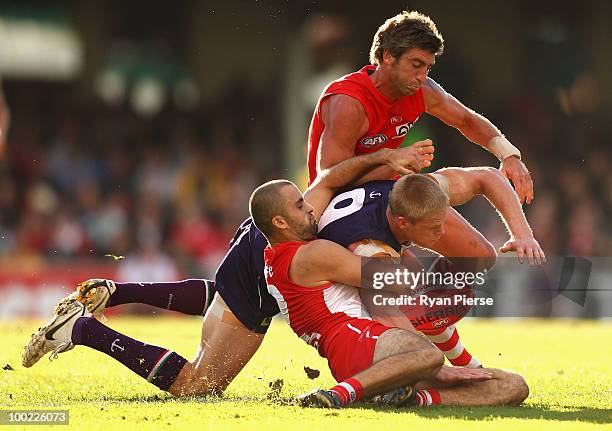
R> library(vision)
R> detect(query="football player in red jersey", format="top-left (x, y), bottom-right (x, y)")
top-left (309, 11), bottom-right (532, 198)
top-left (308, 10), bottom-right (534, 370)
top-left (309, 10), bottom-right (532, 261)
top-left (22, 144), bottom-right (432, 397)
top-left (251, 167), bottom-right (536, 408)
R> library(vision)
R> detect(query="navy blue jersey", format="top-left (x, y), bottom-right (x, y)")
top-left (215, 182), bottom-right (399, 333)
top-left (318, 180), bottom-right (401, 252)
top-left (214, 218), bottom-right (279, 333)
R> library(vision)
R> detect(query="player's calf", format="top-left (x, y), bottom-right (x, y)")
top-left (71, 278), bottom-right (215, 316)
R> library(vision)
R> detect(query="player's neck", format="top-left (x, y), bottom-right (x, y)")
top-left (369, 67), bottom-right (401, 101)
top-left (269, 231), bottom-right (305, 247)
top-left (386, 207), bottom-right (411, 244)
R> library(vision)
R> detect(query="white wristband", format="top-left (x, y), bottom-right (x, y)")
top-left (488, 136), bottom-right (521, 162)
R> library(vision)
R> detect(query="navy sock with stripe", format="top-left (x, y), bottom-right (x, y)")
top-left (106, 279), bottom-right (215, 316)
top-left (71, 317), bottom-right (187, 391)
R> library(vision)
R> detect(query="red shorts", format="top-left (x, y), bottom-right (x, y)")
top-left (322, 318), bottom-right (393, 382)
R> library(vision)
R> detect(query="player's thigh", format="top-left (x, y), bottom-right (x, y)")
top-left (190, 293), bottom-right (265, 388)
top-left (372, 328), bottom-right (434, 363)
top-left (430, 207), bottom-right (496, 266)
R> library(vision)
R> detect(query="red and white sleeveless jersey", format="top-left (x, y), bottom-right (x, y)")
top-left (263, 241), bottom-right (369, 355)
top-left (307, 65), bottom-right (426, 184)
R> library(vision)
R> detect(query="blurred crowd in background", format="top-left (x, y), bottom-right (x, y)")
top-left (0, 1), bottom-right (610, 289)
top-left (0, 82), bottom-right (280, 280)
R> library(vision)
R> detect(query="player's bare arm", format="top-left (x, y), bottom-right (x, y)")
top-left (423, 77), bottom-right (534, 205)
top-left (288, 239), bottom-right (363, 288)
top-left (306, 142), bottom-right (434, 220)
top-left (289, 239), bottom-right (423, 295)
top-left (431, 167), bottom-right (545, 265)
top-left (318, 94), bottom-right (433, 184)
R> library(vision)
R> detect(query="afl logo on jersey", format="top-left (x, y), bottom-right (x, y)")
top-left (390, 116), bottom-right (403, 125)
top-left (361, 134), bottom-right (387, 148)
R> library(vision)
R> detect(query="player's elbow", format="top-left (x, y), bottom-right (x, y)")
top-left (476, 166), bottom-right (505, 189)
top-left (467, 234), bottom-right (496, 271)
top-left (479, 240), bottom-right (497, 271)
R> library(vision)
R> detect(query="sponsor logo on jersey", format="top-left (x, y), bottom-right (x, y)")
top-left (393, 122), bottom-right (415, 139)
top-left (390, 115), bottom-right (403, 125)
top-left (432, 318), bottom-right (450, 328)
top-left (361, 134), bottom-right (387, 148)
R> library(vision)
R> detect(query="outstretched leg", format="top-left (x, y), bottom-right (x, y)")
top-left (74, 278), bottom-right (215, 316)
top-left (23, 294), bottom-right (264, 397)
top-left (169, 294), bottom-right (264, 396)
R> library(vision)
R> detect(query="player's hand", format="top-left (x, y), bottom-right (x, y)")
top-left (434, 364), bottom-right (493, 384)
top-left (500, 156), bottom-right (533, 205)
top-left (386, 139), bottom-right (435, 175)
top-left (499, 236), bottom-right (546, 266)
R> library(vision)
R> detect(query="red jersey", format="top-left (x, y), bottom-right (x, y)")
top-left (263, 241), bottom-right (369, 356)
top-left (307, 65), bottom-right (426, 184)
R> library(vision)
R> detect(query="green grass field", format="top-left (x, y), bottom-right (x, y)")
top-left (1, 317), bottom-right (611, 430)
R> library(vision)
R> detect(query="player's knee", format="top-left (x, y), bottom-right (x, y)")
top-left (496, 370), bottom-right (529, 406)
top-left (508, 373), bottom-right (529, 405)
top-left (422, 346), bottom-right (445, 371)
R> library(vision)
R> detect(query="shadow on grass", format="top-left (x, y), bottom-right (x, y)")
top-left (354, 403), bottom-right (612, 424)
top-left (69, 393), bottom-right (266, 405)
top-left (58, 394), bottom-right (612, 424)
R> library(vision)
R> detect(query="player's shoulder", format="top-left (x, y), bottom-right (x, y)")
top-left (422, 77), bottom-right (449, 107)
top-left (296, 239), bottom-right (348, 263)
top-left (422, 77), bottom-right (446, 94)
top-left (327, 66), bottom-right (371, 87)
top-left (323, 66), bottom-right (374, 107)
top-left (361, 179), bottom-right (395, 193)
top-left (299, 239), bottom-right (339, 254)
top-left (322, 91), bottom-right (368, 123)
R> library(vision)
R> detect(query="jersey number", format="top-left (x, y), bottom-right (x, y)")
top-left (318, 188), bottom-right (365, 232)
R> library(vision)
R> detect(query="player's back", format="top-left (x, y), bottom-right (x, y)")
top-left (214, 218), bottom-right (279, 332)
top-left (318, 180), bottom-right (401, 253)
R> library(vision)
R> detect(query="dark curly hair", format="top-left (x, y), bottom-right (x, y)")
top-left (370, 11), bottom-right (444, 65)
